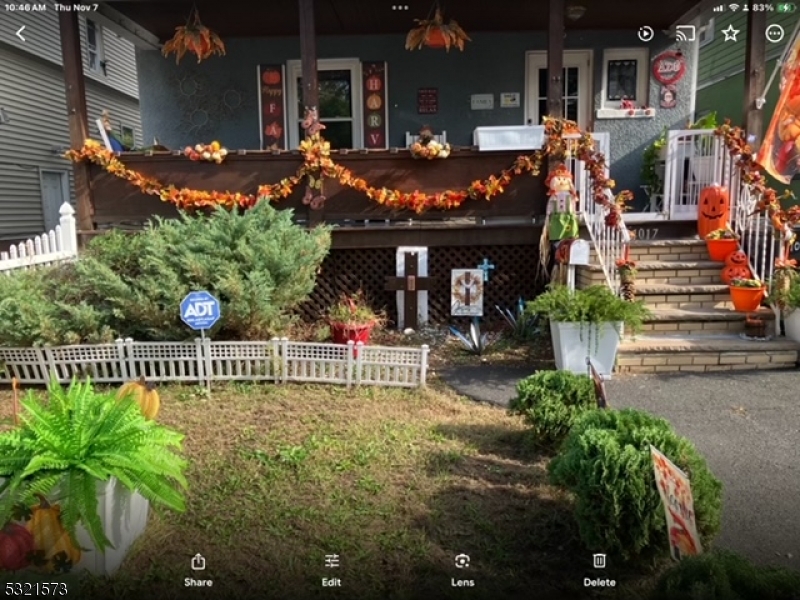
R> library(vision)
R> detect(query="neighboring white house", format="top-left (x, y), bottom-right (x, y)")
top-left (0, 6), bottom-right (141, 242)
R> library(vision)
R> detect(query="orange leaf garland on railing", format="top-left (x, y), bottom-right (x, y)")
top-left (66, 117), bottom-right (633, 218)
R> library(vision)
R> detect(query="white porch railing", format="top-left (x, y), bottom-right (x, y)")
top-left (0, 203), bottom-right (78, 274)
top-left (662, 129), bottom-right (779, 288)
top-left (564, 132), bottom-right (628, 292)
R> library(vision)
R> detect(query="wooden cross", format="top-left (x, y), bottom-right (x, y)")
top-left (385, 252), bottom-right (433, 330)
top-left (462, 271), bottom-right (475, 305)
top-left (477, 257), bottom-right (495, 282)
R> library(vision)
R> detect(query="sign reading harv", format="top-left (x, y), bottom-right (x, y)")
top-left (181, 291), bottom-right (221, 330)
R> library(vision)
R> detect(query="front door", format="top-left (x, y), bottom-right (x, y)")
top-left (525, 50), bottom-right (592, 129)
top-left (40, 170), bottom-right (68, 231)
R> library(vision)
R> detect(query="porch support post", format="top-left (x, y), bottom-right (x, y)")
top-left (298, 0), bottom-right (319, 122)
top-left (58, 10), bottom-right (94, 240)
top-left (546, 0), bottom-right (565, 121)
top-left (743, 8), bottom-right (766, 144)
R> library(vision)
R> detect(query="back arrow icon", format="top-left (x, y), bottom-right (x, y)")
top-left (16, 26), bottom-right (26, 42)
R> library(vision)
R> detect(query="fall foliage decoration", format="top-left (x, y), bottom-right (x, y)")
top-left (162, 9), bottom-right (226, 64)
top-left (117, 376), bottom-right (160, 420)
top-left (0, 522), bottom-right (34, 571)
top-left (184, 141), bottom-right (228, 164)
top-left (405, 7), bottom-right (471, 52)
top-left (26, 495), bottom-right (82, 573)
top-left (66, 116), bottom-right (632, 218)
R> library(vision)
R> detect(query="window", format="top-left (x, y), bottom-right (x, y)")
top-left (525, 50), bottom-right (592, 129)
top-left (86, 19), bottom-right (104, 73)
top-left (119, 124), bottom-right (135, 149)
top-left (597, 48), bottom-right (650, 118)
top-left (286, 58), bottom-right (363, 149)
top-left (698, 18), bottom-right (714, 47)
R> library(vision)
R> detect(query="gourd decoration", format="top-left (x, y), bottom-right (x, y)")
top-left (116, 376), bottom-right (160, 420)
top-left (0, 522), bottom-right (34, 571)
top-left (697, 185), bottom-right (730, 239)
top-left (26, 496), bottom-right (81, 573)
top-left (721, 250), bottom-right (752, 284)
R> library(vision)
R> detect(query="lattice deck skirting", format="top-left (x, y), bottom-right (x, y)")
top-left (0, 338), bottom-right (429, 389)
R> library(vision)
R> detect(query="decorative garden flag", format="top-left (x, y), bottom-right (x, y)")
top-left (650, 446), bottom-right (703, 561)
top-left (451, 269), bottom-right (484, 317)
top-left (362, 62), bottom-right (388, 149)
top-left (259, 65), bottom-right (287, 150)
top-left (757, 30), bottom-right (800, 184)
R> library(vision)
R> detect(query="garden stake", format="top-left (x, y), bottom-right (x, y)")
top-left (11, 377), bottom-right (19, 425)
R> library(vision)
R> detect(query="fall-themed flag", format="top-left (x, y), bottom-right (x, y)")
top-left (757, 29), bottom-right (800, 184)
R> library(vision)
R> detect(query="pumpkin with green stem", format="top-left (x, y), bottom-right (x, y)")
top-left (116, 376), bottom-right (160, 420)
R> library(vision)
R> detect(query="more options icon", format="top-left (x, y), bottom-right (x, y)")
top-left (637, 26), bottom-right (655, 42)
top-left (766, 24), bottom-right (785, 43)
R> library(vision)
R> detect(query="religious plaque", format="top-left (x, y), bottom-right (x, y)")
top-left (417, 88), bottom-right (438, 114)
top-left (451, 269), bottom-right (484, 317)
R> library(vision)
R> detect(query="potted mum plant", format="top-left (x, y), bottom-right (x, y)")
top-left (526, 284), bottom-right (652, 378)
top-left (705, 227), bottom-right (740, 262)
top-left (326, 290), bottom-right (385, 347)
top-left (0, 377), bottom-right (187, 576)
top-left (729, 278), bottom-right (767, 313)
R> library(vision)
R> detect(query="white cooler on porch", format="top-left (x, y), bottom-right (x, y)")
top-left (473, 125), bottom-right (545, 151)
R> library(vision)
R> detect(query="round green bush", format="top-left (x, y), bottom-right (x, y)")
top-left (549, 408), bottom-right (723, 561)
top-left (651, 549), bottom-right (800, 600)
top-left (510, 370), bottom-right (597, 447)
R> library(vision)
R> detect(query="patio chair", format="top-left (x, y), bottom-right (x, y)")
top-left (95, 116), bottom-right (129, 152)
top-left (405, 130), bottom-right (447, 147)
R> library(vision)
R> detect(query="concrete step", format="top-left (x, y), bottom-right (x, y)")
top-left (616, 334), bottom-right (800, 374)
top-left (634, 283), bottom-right (733, 309)
top-left (578, 260), bottom-right (722, 287)
top-left (589, 238), bottom-right (707, 263)
top-left (636, 307), bottom-right (775, 336)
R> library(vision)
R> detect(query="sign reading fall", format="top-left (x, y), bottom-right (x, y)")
top-left (259, 65), bottom-right (287, 150)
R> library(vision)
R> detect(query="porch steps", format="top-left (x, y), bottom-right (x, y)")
top-left (577, 237), bottom-right (800, 374)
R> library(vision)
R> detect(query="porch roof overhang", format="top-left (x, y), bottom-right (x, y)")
top-left (98, 0), bottom-right (714, 40)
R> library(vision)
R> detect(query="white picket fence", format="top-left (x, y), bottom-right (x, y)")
top-left (0, 338), bottom-right (429, 389)
top-left (0, 203), bottom-right (78, 274)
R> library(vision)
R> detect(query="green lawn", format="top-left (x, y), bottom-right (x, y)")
top-left (0, 381), bottom-right (664, 599)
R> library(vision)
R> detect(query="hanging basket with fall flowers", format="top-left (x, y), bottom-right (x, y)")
top-left (405, 7), bottom-right (471, 52)
top-left (162, 9), bottom-right (226, 64)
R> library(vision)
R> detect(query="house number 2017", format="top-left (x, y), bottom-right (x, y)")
top-left (635, 228), bottom-right (658, 240)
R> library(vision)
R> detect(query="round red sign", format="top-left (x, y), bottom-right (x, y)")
top-left (652, 51), bottom-right (686, 85)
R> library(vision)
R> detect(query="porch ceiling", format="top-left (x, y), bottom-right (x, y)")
top-left (99, 0), bottom-right (707, 39)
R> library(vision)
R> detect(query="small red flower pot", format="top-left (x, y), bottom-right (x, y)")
top-left (729, 285), bottom-right (766, 312)
top-left (706, 238), bottom-right (737, 262)
top-left (330, 322), bottom-right (374, 356)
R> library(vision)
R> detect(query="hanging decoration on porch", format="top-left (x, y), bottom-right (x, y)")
top-left (652, 51), bottom-right (686, 86)
top-left (616, 257), bottom-right (637, 302)
top-left (405, 4), bottom-right (471, 52)
top-left (66, 116), bottom-right (631, 220)
top-left (161, 8), bottom-right (226, 64)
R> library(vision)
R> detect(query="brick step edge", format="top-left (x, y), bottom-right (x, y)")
top-left (642, 308), bottom-right (775, 322)
top-left (616, 353), bottom-right (798, 373)
top-left (618, 336), bottom-right (800, 354)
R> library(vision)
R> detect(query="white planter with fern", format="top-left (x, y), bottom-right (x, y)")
top-left (785, 310), bottom-right (800, 344)
top-left (550, 321), bottom-right (622, 379)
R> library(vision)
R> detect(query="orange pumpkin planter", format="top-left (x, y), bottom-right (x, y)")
top-left (729, 284), bottom-right (767, 312)
top-left (706, 238), bottom-right (738, 262)
top-left (720, 250), bottom-right (752, 284)
top-left (424, 27), bottom-right (447, 48)
top-left (697, 185), bottom-right (730, 239)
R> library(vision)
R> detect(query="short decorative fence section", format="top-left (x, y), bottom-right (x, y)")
top-left (0, 338), bottom-right (429, 389)
top-left (0, 203), bottom-right (78, 274)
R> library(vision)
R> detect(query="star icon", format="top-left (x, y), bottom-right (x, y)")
top-left (722, 24), bottom-right (740, 42)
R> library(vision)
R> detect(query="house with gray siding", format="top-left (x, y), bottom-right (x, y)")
top-left (0, 3), bottom-right (141, 242)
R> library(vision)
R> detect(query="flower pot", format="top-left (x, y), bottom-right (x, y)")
top-left (330, 321), bottom-right (374, 356)
top-left (690, 155), bottom-right (715, 182)
top-left (785, 310), bottom-right (800, 343)
top-left (424, 27), bottom-right (447, 48)
top-left (729, 285), bottom-right (766, 313)
top-left (706, 238), bottom-right (737, 262)
top-left (0, 477), bottom-right (149, 577)
top-left (550, 320), bottom-right (622, 379)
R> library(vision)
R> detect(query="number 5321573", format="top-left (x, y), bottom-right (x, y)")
top-left (5, 582), bottom-right (68, 596)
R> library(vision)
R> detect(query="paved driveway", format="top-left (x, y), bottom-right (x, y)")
top-left (438, 366), bottom-right (800, 571)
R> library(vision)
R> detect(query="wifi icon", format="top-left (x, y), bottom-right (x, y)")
top-left (729, 3), bottom-right (740, 10)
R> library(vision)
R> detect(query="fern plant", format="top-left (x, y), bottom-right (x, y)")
top-left (0, 377), bottom-right (187, 551)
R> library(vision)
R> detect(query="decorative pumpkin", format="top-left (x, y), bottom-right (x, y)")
top-left (261, 69), bottom-right (281, 86)
top-left (697, 185), bottom-right (730, 239)
top-left (27, 496), bottom-right (81, 573)
top-left (0, 522), bottom-right (35, 571)
top-left (117, 376), bottom-right (160, 420)
top-left (721, 250), bottom-right (752, 283)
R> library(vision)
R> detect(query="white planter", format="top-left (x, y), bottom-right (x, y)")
top-left (1, 477), bottom-right (149, 577)
top-left (550, 321), bottom-right (622, 379)
top-left (690, 155), bottom-right (715, 182)
top-left (785, 310), bottom-right (800, 344)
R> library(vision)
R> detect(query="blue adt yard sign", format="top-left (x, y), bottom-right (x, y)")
top-left (180, 291), bottom-right (221, 331)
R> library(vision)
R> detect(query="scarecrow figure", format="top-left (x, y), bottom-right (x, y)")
top-left (540, 163), bottom-right (580, 283)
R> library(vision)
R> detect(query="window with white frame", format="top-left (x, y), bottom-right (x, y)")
top-left (286, 58), bottom-right (363, 149)
top-left (597, 48), bottom-right (650, 118)
top-left (698, 18), bottom-right (714, 47)
top-left (86, 19), bottom-right (104, 73)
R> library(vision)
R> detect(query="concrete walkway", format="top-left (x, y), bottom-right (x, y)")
top-left (437, 366), bottom-right (800, 571)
